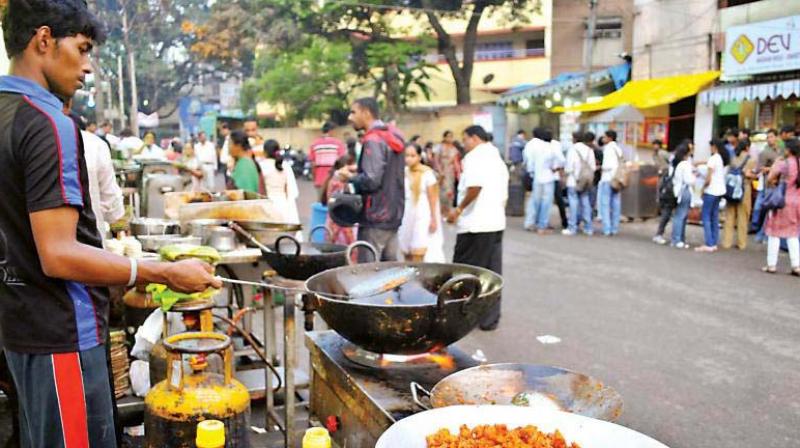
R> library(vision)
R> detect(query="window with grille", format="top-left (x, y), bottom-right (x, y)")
top-left (474, 41), bottom-right (514, 60)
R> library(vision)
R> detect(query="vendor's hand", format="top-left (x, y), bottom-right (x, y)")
top-left (429, 219), bottom-right (438, 234)
top-left (162, 259), bottom-right (221, 293)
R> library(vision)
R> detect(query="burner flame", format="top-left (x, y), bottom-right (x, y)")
top-left (428, 353), bottom-right (455, 370)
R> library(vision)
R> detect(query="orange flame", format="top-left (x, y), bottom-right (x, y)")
top-left (428, 354), bottom-right (455, 370)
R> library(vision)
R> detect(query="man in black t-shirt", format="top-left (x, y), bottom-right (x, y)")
top-left (0, 2), bottom-right (221, 447)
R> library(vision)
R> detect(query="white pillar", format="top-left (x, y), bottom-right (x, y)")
top-left (693, 95), bottom-right (714, 161)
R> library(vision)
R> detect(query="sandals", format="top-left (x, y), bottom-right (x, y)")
top-left (791, 268), bottom-right (800, 277)
top-left (762, 266), bottom-right (777, 274)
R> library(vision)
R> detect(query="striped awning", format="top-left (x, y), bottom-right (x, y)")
top-left (699, 79), bottom-right (800, 105)
top-left (497, 69), bottom-right (616, 105)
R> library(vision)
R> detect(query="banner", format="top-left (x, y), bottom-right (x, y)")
top-left (723, 15), bottom-right (800, 78)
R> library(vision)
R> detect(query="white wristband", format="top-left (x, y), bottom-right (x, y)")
top-left (127, 258), bottom-right (138, 287)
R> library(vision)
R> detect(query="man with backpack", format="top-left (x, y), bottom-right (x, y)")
top-left (722, 139), bottom-right (757, 250)
top-left (599, 130), bottom-right (627, 236)
top-left (652, 149), bottom-right (678, 245)
top-left (563, 131), bottom-right (596, 236)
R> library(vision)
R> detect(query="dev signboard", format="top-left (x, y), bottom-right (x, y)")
top-left (723, 15), bottom-right (800, 78)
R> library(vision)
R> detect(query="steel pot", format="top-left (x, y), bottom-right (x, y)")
top-left (187, 219), bottom-right (302, 247)
top-left (130, 218), bottom-right (180, 236)
top-left (206, 226), bottom-right (237, 252)
top-left (136, 235), bottom-right (201, 252)
top-left (410, 363), bottom-right (623, 422)
top-left (305, 262), bottom-right (503, 355)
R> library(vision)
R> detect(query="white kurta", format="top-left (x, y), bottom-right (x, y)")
top-left (398, 168), bottom-right (445, 262)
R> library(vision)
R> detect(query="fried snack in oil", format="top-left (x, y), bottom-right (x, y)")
top-left (426, 424), bottom-right (581, 448)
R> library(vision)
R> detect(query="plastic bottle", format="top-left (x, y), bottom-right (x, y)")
top-left (302, 427), bottom-right (332, 448)
top-left (196, 420), bottom-right (225, 448)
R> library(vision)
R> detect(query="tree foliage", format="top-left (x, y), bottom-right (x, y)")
top-left (243, 38), bottom-right (354, 125)
top-left (90, 0), bottom-right (218, 118)
top-left (187, 0), bottom-right (439, 122)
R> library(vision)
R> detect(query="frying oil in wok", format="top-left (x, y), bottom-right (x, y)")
top-left (350, 279), bottom-right (438, 306)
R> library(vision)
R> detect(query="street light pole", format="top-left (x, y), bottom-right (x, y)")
top-left (582, 0), bottom-right (598, 102)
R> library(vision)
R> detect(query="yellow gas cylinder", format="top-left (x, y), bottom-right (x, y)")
top-left (149, 299), bottom-right (215, 384)
top-left (144, 332), bottom-right (250, 448)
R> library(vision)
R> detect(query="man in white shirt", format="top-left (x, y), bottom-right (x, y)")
top-left (446, 125), bottom-right (508, 331)
top-left (599, 129), bottom-right (624, 236)
top-left (563, 131), bottom-right (597, 236)
top-left (194, 131), bottom-right (218, 192)
top-left (82, 130), bottom-right (125, 240)
top-left (522, 127), bottom-right (559, 233)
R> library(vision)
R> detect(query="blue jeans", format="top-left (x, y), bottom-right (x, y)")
top-left (701, 193), bottom-right (722, 247)
top-left (525, 181), bottom-right (555, 230)
top-left (751, 189), bottom-right (767, 242)
top-left (598, 181), bottom-right (621, 235)
top-left (671, 188), bottom-right (692, 245)
top-left (567, 187), bottom-right (593, 234)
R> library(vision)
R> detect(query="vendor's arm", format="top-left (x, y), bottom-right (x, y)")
top-left (30, 207), bottom-right (221, 292)
top-left (348, 140), bottom-right (386, 193)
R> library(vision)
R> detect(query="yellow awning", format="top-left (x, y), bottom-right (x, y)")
top-left (553, 71), bottom-right (720, 113)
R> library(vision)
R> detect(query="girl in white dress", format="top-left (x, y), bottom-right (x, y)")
top-left (260, 139), bottom-right (300, 224)
top-left (399, 144), bottom-right (445, 262)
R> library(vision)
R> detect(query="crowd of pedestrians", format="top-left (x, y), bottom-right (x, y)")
top-left (510, 123), bottom-right (800, 275)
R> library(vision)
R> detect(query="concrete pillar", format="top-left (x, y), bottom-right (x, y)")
top-left (693, 96), bottom-right (714, 161)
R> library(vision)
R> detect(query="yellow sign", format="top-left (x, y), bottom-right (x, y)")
top-left (730, 34), bottom-right (754, 64)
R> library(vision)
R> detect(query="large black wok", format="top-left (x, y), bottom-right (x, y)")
top-left (410, 363), bottom-right (623, 422)
top-left (229, 223), bottom-right (375, 280)
top-left (305, 262), bottom-right (503, 355)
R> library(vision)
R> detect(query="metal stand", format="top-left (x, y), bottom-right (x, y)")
top-left (260, 274), bottom-right (305, 448)
top-left (284, 292), bottom-right (297, 448)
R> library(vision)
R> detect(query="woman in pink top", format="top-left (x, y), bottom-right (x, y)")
top-left (763, 139), bottom-right (800, 275)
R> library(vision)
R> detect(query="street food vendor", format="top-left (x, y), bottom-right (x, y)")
top-left (0, 1), bottom-right (222, 447)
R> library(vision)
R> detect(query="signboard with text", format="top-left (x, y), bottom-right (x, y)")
top-left (722, 15), bottom-right (800, 78)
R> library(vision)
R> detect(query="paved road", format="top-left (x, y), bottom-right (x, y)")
top-left (298, 178), bottom-right (799, 447)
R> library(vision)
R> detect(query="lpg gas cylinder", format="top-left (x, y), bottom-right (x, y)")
top-left (144, 332), bottom-right (250, 448)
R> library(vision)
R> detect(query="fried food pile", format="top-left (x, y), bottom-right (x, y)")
top-left (426, 424), bottom-right (581, 448)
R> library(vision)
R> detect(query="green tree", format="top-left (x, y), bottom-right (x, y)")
top-left (244, 38), bottom-right (354, 125)
top-left (188, 0), bottom-right (437, 118)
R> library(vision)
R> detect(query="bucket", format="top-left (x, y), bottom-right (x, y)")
top-left (310, 202), bottom-right (328, 243)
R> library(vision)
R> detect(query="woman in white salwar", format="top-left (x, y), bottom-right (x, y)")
top-left (399, 144), bottom-right (445, 262)
top-left (260, 139), bottom-right (300, 224)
